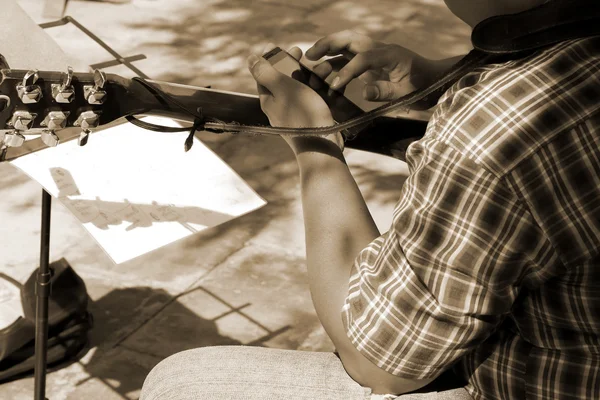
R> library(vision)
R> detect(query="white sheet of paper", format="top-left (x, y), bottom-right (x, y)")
top-left (10, 117), bottom-right (267, 264)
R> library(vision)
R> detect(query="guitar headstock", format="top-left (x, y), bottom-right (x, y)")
top-left (0, 67), bottom-right (134, 161)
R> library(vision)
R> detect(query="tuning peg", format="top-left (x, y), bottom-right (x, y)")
top-left (2, 131), bottom-right (26, 147)
top-left (41, 111), bottom-right (68, 130)
top-left (73, 110), bottom-right (98, 147)
top-left (93, 68), bottom-right (107, 88)
top-left (52, 66), bottom-right (75, 103)
top-left (41, 130), bottom-right (60, 147)
top-left (23, 69), bottom-right (39, 86)
top-left (73, 110), bottom-right (99, 130)
top-left (9, 111), bottom-right (37, 131)
top-left (84, 69), bottom-right (107, 105)
top-left (78, 129), bottom-right (90, 147)
top-left (0, 95), bottom-right (10, 112)
top-left (0, 54), bottom-right (9, 69)
top-left (16, 69), bottom-right (43, 104)
top-left (63, 65), bottom-right (73, 87)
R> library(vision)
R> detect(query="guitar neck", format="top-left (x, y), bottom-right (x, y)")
top-left (1, 76), bottom-right (429, 162)
top-left (135, 80), bottom-right (270, 126)
top-left (134, 80), bottom-right (429, 159)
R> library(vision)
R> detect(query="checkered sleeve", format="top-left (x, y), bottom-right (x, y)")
top-left (342, 136), bottom-right (547, 379)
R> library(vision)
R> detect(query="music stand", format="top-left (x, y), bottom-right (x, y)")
top-left (31, 16), bottom-right (148, 400)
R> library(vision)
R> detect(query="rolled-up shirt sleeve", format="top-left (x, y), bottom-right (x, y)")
top-left (342, 137), bottom-right (546, 379)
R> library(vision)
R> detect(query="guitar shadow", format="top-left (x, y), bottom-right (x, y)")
top-left (50, 166), bottom-right (236, 232)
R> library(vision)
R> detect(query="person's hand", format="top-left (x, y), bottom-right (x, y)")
top-left (305, 30), bottom-right (427, 102)
top-left (247, 45), bottom-right (344, 152)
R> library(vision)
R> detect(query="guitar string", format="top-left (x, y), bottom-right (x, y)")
top-left (124, 49), bottom-right (491, 149)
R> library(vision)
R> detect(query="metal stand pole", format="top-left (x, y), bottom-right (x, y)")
top-left (26, 21), bottom-right (147, 399)
top-left (34, 189), bottom-right (52, 400)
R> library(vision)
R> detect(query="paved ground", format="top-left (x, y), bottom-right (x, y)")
top-left (0, 0), bottom-right (470, 398)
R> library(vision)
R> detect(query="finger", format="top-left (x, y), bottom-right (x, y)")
top-left (305, 60), bottom-right (333, 90)
top-left (363, 80), bottom-right (414, 101)
top-left (312, 61), bottom-right (333, 79)
top-left (326, 56), bottom-right (350, 73)
top-left (331, 48), bottom-right (392, 90)
top-left (358, 69), bottom-right (385, 84)
top-left (288, 46), bottom-right (302, 61)
top-left (305, 30), bottom-right (377, 60)
top-left (311, 57), bottom-right (348, 90)
top-left (247, 54), bottom-right (284, 95)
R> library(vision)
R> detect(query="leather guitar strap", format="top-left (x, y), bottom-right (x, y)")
top-left (472, 0), bottom-right (600, 54)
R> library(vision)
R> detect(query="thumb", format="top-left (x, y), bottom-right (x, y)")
top-left (247, 54), bottom-right (283, 93)
top-left (363, 80), bottom-right (410, 101)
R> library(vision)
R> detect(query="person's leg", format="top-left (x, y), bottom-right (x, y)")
top-left (141, 345), bottom-right (472, 400)
top-left (140, 345), bottom-right (371, 400)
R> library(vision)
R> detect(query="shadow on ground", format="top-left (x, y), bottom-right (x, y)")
top-left (82, 286), bottom-right (241, 399)
top-left (80, 284), bottom-right (294, 399)
top-left (125, 0), bottom-right (471, 91)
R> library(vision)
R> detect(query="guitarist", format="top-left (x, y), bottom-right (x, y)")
top-left (142, 0), bottom-right (599, 399)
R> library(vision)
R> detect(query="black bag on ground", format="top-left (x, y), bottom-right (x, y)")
top-left (0, 258), bottom-right (92, 382)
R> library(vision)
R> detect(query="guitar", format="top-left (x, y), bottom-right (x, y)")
top-left (0, 67), bottom-right (429, 163)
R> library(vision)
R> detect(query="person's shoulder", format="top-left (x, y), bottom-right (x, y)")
top-left (427, 36), bottom-right (600, 178)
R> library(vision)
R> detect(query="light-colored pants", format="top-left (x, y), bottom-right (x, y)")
top-left (140, 346), bottom-right (471, 400)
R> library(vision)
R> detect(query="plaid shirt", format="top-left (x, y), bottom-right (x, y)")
top-left (342, 37), bottom-right (600, 400)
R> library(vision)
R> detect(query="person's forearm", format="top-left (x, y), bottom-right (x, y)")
top-left (289, 137), bottom-right (433, 394)
top-left (291, 137), bottom-right (379, 351)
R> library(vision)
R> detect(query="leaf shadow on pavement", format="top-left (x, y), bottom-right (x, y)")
top-left (126, 0), bottom-right (471, 92)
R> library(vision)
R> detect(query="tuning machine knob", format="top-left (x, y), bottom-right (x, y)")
top-left (16, 69), bottom-right (43, 104)
top-left (41, 130), bottom-right (60, 147)
top-left (73, 111), bottom-right (99, 147)
top-left (52, 66), bottom-right (75, 103)
top-left (41, 111), bottom-right (69, 130)
top-left (83, 69), bottom-right (107, 105)
top-left (78, 129), bottom-right (90, 147)
top-left (1, 130), bottom-right (26, 147)
top-left (73, 110), bottom-right (99, 130)
top-left (9, 110), bottom-right (37, 131)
